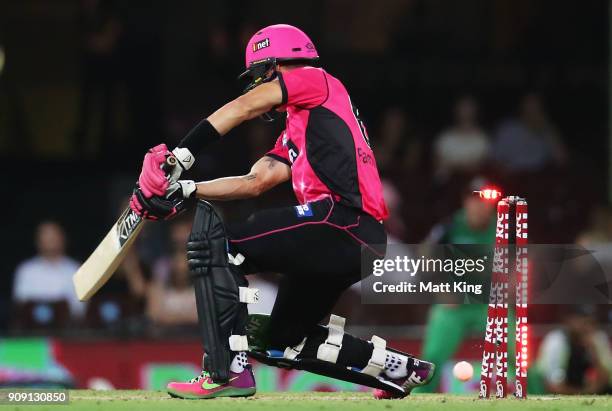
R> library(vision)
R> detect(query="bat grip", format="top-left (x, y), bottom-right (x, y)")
top-left (162, 155), bottom-right (181, 198)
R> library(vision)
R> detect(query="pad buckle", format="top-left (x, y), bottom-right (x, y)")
top-left (239, 287), bottom-right (260, 304)
top-left (228, 253), bottom-right (245, 266)
top-left (283, 338), bottom-right (306, 360)
top-left (316, 314), bottom-right (345, 364)
top-left (229, 335), bottom-right (249, 351)
top-left (361, 335), bottom-right (387, 376)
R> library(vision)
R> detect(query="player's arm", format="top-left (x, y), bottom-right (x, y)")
top-left (176, 80), bottom-right (283, 158)
top-left (134, 81), bottom-right (283, 200)
top-left (207, 81), bottom-right (283, 135)
top-left (131, 155), bottom-right (290, 220)
top-left (194, 155), bottom-right (291, 201)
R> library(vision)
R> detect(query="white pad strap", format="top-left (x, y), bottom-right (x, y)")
top-left (361, 335), bottom-right (387, 376)
top-left (239, 287), bottom-right (259, 304)
top-left (228, 335), bottom-right (249, 351)
top-left (284, 338), bottom-right (306, 360)
top-left (228, 253), bottom-right (245, 266)
top-left (316, 314), bottom-right (345, 363)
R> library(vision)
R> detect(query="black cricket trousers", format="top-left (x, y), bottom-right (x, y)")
top-left (227, 197), bottom-right (386, 350)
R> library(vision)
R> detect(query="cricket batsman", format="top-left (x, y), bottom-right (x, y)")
top-left (129, 24), bottom-right (435, 400)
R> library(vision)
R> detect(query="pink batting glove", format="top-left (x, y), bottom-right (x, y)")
top-left (129, 192), bottom-right (158, 220)
top-left (129, 193), bottom-right (142, 215)
top-left (138, 143), bottom-right (171, 198)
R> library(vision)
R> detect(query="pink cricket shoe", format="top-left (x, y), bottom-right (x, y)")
top-left (373, 388), bottom-right (401, 400)
top-left (373, 358), bottom-right (436, 400)
top-left (167, 367), bottom-right (256, 399)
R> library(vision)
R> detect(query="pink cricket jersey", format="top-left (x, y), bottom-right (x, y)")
top-left (266, 67), bottom-right (389, 221)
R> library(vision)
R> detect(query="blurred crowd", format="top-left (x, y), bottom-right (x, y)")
top-left (9, 215), bottom-right (279, 335)
top-left (378, 93), bottom-right (566, 180)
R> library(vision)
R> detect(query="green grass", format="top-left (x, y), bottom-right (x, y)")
top-left (7, 391), bottom-right (611, 411)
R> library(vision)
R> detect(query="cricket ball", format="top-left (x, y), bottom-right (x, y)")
top-left (453, 361), bottom-right (474, 382)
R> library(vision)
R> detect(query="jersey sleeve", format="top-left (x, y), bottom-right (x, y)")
top-left (265, 131), bottom-right (291, 166)
top-left (277, 67), bottom-right (328, 109)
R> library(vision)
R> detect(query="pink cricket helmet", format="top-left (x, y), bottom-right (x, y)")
top-left (244, 24), bottom-right (319, 68)
top-left (239, 24), bottom-right (319, 120)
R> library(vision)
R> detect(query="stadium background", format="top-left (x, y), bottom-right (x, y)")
top-left (0, 0), bottom-right (610, 393)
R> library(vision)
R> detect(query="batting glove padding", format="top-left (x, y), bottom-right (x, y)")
top-left (130, 185), bottom-right (191, 221)
top-left (138, 144), bottom-right (172, 198)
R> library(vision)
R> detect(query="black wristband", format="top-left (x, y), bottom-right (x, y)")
top-left (177, 119), bottom-right (221, 154)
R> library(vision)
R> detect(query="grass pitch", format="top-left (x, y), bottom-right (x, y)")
top-left (10, 390), bottom-right (611, 411)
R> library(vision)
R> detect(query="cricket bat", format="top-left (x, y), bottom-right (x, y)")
top-left (73, 156), bottom-right (177, 301)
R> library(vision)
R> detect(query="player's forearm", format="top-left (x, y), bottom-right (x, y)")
top-left (157, 82), bottom-right (282, 181)
top-left (208, 84), bottom-right (280, 135)
top-left (171, 101), bottom-right (250, 160)
top-left (180, 157), bottom-right (289, 202)
top-left (208, 99), bottom-right (265, 136)
top-left (194, 174), bottom-right (264, 201)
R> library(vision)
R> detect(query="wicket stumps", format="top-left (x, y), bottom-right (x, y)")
top-left (479, 196), bottom-right (528, 399)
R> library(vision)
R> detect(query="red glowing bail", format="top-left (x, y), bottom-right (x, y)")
top-left (473, 188), bottom-right (502, 201)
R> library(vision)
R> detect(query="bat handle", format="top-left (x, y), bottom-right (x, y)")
top-left (162, 155), bottom-right (181, 192)
top-left (162, 155), bottom-right (177, 172)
